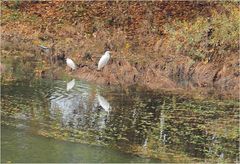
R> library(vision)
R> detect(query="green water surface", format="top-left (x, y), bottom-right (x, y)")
top-left (1, 56), bottom-right (239, 163)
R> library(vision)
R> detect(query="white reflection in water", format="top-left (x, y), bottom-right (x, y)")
top-left (66, 79), bottom-right (75, 91)
top-left (143, 137), bottom-right (148, 148)
top-left (49, 81), bottom-right (111, 130)
top-left (50, 95), bottom-right (84, 127)
top-left (160, 111), bottom-right (165, 141)
top-left (220, 152), bottom-right (224, 159)
top-left (163, 134), bottom-right (166, 144)
top-left (132, 108), bottom-right (137, 126)
top-left (97, 94), bottom-right (111, 113)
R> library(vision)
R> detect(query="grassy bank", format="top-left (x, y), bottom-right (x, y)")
top-left (1, 1), bottom-right (239, 98)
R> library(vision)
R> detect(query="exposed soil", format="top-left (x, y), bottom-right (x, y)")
top-left (1, 1), bottom-right (239, 99)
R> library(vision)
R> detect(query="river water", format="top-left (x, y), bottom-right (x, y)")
top-left (1, 56), bottom-right (239, 163)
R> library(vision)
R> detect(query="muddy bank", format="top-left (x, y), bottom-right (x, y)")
top-left (1, 33), bottom-right (239, 99)
top-left (72, 52), bottom-right (239, 98)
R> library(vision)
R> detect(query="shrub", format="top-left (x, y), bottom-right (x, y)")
top-left (163, 4), bottom-right (239, 61)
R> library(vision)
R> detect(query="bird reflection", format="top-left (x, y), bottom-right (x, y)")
top-left (143, 137), bottom-right (148, 148)
top-left (97, 94), bottom-right (111, 114)
top-left (66, 79), bottom-right (75, 91)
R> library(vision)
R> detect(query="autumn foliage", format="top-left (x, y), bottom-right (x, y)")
top-left (1, 1), bottom-right (239, 97)
top-left (2, 1), bottom-right (239, 60)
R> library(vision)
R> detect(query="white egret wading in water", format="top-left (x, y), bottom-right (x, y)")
top-left (97, 51), bottom-right (111, 70)
top-left (66, 58), bottom-right (77, 70)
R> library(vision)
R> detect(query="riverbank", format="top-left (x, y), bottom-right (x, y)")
top-left (1, 1), bottom-right (239, 98)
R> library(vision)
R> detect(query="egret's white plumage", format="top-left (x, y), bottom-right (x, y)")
top-left (97, 51), bottom-right (111, 70)
top-left (66, 58), bottom-right (77, 70)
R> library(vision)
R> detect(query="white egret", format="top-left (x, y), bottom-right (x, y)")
top-left (97, 51), bottom-right (111, 70)
top-left (66, 79), bottom-right (75, 91)
top-left (66, 58), bottom-right (77, 70)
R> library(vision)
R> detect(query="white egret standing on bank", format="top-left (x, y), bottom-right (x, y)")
top-left (66, 58), bottom-right (77, 70)
top-left (97, 51), bottom-right (111, 70)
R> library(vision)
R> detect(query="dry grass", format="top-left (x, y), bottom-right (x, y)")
top-left (2, 1), bottom-right (238, 64)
